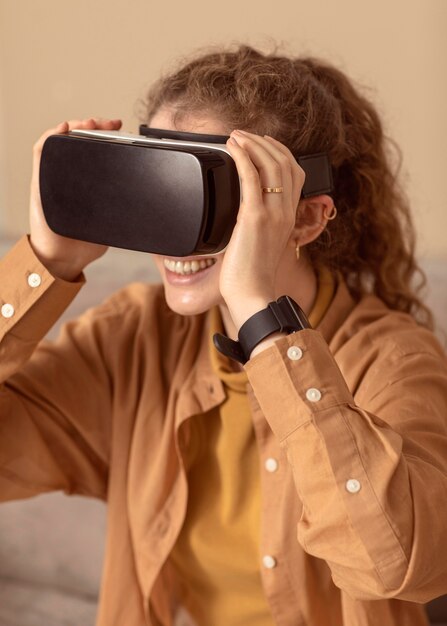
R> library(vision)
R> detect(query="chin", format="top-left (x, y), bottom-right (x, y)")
top-left (163, 290), bottom-right (219, 317)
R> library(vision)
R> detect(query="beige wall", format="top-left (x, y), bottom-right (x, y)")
top-left (0, 0), bottom-right (446, 257)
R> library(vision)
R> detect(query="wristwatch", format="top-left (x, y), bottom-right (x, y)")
top-left (213, 295), bottom-right (311, 364)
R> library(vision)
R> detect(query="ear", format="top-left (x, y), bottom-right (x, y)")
top-left (291, 194), bottom-right (335, 246)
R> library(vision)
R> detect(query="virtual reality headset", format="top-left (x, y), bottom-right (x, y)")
top-left (39, 125), bottom-right (333, 257)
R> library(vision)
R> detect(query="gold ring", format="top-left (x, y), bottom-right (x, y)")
top-left (262, 186), bottom-right (284, 193)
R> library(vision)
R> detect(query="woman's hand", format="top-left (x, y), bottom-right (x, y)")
top-left (29, 117), bottom-right (122, 281)
top-left (220, 130), bottom-right (305, 329)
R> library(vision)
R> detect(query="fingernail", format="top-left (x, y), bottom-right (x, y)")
top-left (227, 137), bottom-right (237, 145)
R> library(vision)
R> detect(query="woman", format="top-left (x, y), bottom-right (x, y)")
top-left (1, 45), bottom-right (446, 626)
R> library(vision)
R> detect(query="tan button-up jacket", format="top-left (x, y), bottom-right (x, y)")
top-left (1, 236), bottom-right (447, 626)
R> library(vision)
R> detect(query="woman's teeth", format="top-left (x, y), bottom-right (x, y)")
top-left (163, 258), bottom-right (216, 275)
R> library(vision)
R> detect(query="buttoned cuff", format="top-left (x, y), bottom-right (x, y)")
top-left (0, 235), bottom-right (85, 342)
top-left (244, 329), bottom-right (353, 442)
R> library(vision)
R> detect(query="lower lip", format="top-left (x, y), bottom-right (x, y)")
top-left (164, 263), bottom-right (216, 285)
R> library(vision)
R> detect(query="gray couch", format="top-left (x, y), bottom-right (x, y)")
top-left (0, 240), bottom-right (446, 626)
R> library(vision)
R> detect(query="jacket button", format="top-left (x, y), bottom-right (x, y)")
top-left (306, 388), bottom-right (322, 402)
top-left (1, 303), bottom-right (15, 318)
top-left (345, 478), bottom-right (361, 494)
top-left (264, 458), bottom-right (279, 473)
top-left (262, 555), bottom-right (277, 569)
top-left (287, 346), bottom-right (303, 360)
top-left (28, 272), bottom-right (42, 288)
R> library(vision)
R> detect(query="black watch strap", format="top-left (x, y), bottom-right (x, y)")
top-left (213, 295), bottom-right (311, 364)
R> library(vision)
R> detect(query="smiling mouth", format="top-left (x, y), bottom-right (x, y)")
top-left (163, 257), bottom-right (217, 276)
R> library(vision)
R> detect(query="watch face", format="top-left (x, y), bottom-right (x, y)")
top-left (276, 296), bottom-right (311, 330)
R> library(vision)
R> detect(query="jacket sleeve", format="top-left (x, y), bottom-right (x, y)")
top-left (0, 236), bottom-right (115, 501)
top-left (245, 327), bottom-right (447, 603)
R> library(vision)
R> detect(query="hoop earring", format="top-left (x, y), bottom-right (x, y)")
top-left (323, 205), bottom-right (337, 221)
top-left (295, 243), bottom-right (300, 260)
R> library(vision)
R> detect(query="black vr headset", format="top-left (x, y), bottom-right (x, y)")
top-left (39, 124), bottom-right (333, 257)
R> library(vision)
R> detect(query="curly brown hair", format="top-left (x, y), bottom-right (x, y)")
top-left (141, 44), bottom-right (433, 328)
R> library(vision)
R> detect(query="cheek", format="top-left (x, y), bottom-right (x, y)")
top-left (151, 255), bottom-right (164, 275)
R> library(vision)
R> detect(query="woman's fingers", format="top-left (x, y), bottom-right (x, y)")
top-left (65, 117), bottom-right (122, 132)
top-left (226, 130), bottom-right (297, 232)
top-left (225, 136), bottom-right (264, 209)
top-left (230, 130), bottom-right (293, 201)
top-left (33, 118), bottom-right (122, 156)
top-left (233, 130), bottom-right (292, 181)
top-left (263, 134), bottom-right (305, 207)
top-left (233, 130), bottom-right (305, 209)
